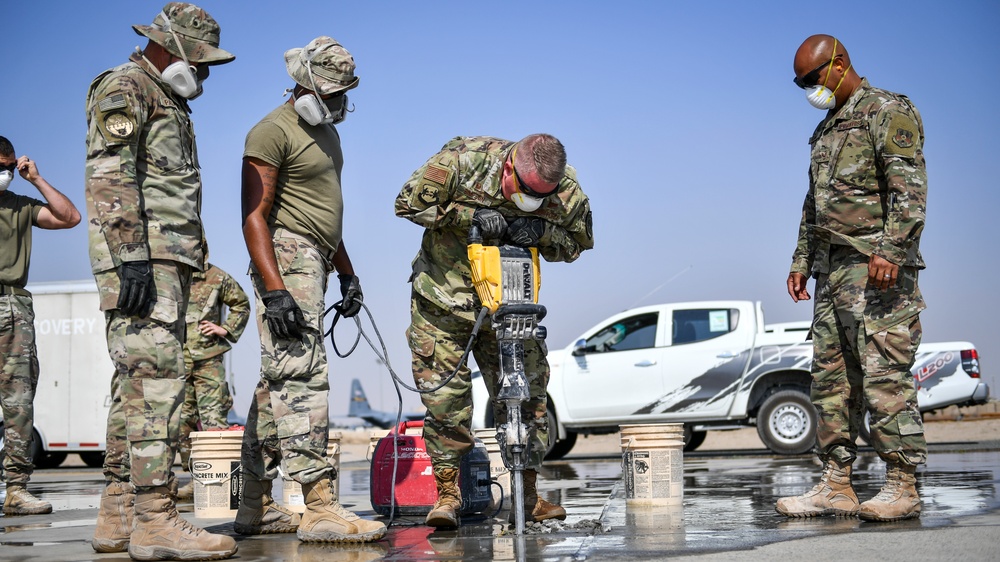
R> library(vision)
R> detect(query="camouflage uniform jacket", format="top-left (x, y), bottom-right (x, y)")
top-left (85, 52), bottom-right (205, 275)
top-left (791, 79), bottom-right (927, 276)
top-left (184, 263), bottom-right (250, 362)
top-left (395, 136), bottom-right (594, 320)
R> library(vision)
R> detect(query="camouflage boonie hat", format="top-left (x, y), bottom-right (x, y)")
top-left (284, 36), bottom-right (359, 95)
top-left (133, 2), bottom-right (235, 66)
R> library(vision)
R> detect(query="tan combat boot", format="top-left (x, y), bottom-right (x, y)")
top-left (2, 483), bottom-right (53, 516)
top-left (776, 458), bottom-right (859, 517)
top-left (516, 469), bottom-right (566, 522)
top-left (91, 481), bottom-right (134, 553)
top-left (425, 467), bottom-right (461, 528)
top-left (176, 480), bottom-right (194, 501)
top-left (858, 463), bottom-right (921, 521)
top-left (297, 476), bottom-right (386, 543)
top-left (234, 476), bottom-right (300, 535)
top-left (128, 486), bottom-right (237, 561)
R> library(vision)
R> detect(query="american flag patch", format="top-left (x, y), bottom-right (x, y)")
top-left (423, 165), bottom-right (449, 185)
top-left (99, 94), bottom-right (127, 112)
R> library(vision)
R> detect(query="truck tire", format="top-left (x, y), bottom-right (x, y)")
top-left (756, 389), bottom-right (816, 455)
top-left (683, 426), bottom-right (707, 452)
top-left (544, 401), bottom-right (577, 460)
top-left (80, 451), bottom-right (106, 468)
top-left (859, 411), bottom-right (872, 445)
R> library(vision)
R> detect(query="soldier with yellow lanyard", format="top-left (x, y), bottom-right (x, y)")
top-left (780, 35), bottom-right (928, 523)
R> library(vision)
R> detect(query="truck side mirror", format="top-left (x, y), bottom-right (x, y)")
top-left (571, 339), bottom-right (588, 356)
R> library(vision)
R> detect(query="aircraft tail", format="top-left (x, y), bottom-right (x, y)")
top-left (349, 378), bottom-right (373, 418)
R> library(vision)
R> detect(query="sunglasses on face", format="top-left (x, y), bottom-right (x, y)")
top-left (793, 55), bottom-right (841, 89)
top-left (0, 162), bottom-right (17, 173)
top-left (512, 166), bottom-right (549, 198)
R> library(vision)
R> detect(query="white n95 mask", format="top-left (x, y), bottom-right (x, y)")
top-left (805, 85), bottom-right (837, 110)
top-left (0, 170), bottom-right (13, 192)
top-left (510, 191), bottom-right (544, 213)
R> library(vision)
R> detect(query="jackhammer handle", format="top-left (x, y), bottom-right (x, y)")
top-left (468, 224), bottom-right (483, 245)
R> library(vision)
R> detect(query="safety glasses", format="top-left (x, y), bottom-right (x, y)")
top-left (511, 148), bottom-right (556, 198)
top-left (793, 55), bottom-right (841, 89)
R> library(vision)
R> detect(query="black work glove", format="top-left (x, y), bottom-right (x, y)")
top-left (472, 208), bottom-right (508, 239)
top-left (117, 261), bottom-right (156, 318)
top-left (505, 217), bottom-right (547, 247)
top-left (334, 274), bottom-right (364, 318)
top-left (261, 289), bottom-right (307, 340)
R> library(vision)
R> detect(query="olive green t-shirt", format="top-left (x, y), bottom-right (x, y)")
top-left (0, 191), bottom-right (44, 287)
top-left (243, 102), bottom-right (345, 255)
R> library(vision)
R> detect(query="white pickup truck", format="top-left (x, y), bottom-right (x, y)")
top-left (472, 300), bottom-right (988, 457)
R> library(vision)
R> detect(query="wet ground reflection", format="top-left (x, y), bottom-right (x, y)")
top-left (0, 449), bottom-right (996, 560)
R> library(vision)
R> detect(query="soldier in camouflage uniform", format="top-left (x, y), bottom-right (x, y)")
top-left (175, 263), bottom-right (249, 500)
top-left (395, 134), bottom-right (594, 527)
top-left (777, 35), bottom-right (928, 522)
top-left (0, 136), bottom-right (80, 516)
top-left (84, 4), bottom-right (237, 559)
top-left (236, 36), bottom-right (385, 544)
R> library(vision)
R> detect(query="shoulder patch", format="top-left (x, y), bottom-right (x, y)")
top-left (98, 94), bottom-right (127, 112)
top-left (892, 128), bottom-right (914, 149)
top-left (103, 111), bottom-right (135, 139)
top-left (424, 164), bottom-right (450, 186)
top-left (886, 112), bottom-right (918, 157)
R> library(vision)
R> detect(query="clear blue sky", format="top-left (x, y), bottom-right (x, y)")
top-left (5, 0), bottom-right (998, 416)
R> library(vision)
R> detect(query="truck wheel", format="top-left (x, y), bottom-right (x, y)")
top-left (756, 389), bottom-right (816, 455)
top-left (544, 402), bottom-right (577, 460)
top-left (35, 452), bottom-right (67, 469)
top-left (683, 426), bottom-right (707, 452)
top-left (858, 411), bottom-right (872, 445)
top-left (80, 452), bottom-right (106, 468)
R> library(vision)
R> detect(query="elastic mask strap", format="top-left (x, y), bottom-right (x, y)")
top-left (156, 10), bottom-right (193, 69)
top-left (304, 50), bottom-right (332, 122)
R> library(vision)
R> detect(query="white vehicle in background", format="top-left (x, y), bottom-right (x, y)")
top-left (0, 281), bottom-right (111, 469)
top-left (472, 300), bottom-right (988, 458)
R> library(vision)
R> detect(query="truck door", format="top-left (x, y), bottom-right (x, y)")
top-left (561, 310), bottom-right (666, 420)
top-left (638, 303), bottom-right (755, 419)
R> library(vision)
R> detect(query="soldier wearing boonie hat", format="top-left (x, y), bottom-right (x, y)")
top-left (84, 3), bottom-right (236, 560)
top-left (236, 36), bottom-right (384, 544)
top-left (133, 2), bottom-right (234, 66)
top-left (284, 36), bottom-right (359, 95)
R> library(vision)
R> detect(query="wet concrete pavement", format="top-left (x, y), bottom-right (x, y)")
top-left (2, 440), bottom-right (998, 561)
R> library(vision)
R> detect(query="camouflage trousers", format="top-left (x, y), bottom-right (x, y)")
top-left (408, 293), bottom-right (550, 471)
top-left (811, 247), bottom-right (927, 467)
top-left (96, 261), bottom-right (191, 486)
top-left (241, 228), bottom-right (335, 486)
top-left (0, 293), bottom-right (40, 485)
top-left (177, 355), bottom-right (232, 469)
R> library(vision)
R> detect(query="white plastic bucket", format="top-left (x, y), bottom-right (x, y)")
top-left (474, 428), bottom-right (510, 512)
top-left (620, 423), bottom-right (684, 506)
top-left (190, 430), bottom-right (244, 518)
top-left (281, 431), bottom-right (342, 513)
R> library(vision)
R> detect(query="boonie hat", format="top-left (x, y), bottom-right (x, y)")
top-left (285, 36), bottom-right (359, 95)
top-left (133, 2), bottom-right (235, 66)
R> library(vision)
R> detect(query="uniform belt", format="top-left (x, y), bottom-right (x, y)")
top-left (0, 285), bottom-right (31, 297)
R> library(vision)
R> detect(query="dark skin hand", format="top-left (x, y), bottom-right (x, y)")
top-left (787, 254), bottom-right (899, 303)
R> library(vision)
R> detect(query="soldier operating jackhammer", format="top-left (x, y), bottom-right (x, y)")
top-left (395, 134), bottom-right (594, 531)
top-left (468, 225), bottom-right (548, 534)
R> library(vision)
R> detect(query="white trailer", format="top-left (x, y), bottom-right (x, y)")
top-left (20, 280), bottom-right (112, 468)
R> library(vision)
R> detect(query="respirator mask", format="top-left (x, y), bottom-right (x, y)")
top-left (152, 11), bottom-right (203, 99)
top-left (292, 48), bottom-right (351, 126)
top-left (0, 170), bottom-right (13, 192)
